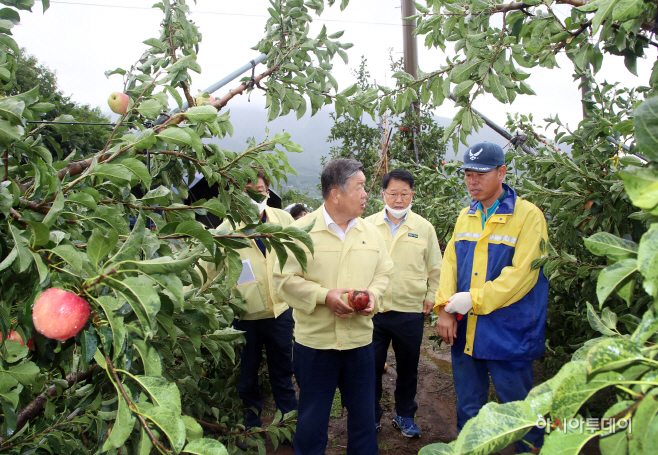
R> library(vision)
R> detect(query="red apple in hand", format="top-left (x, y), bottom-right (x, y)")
top-left (2, 330), bottom-right (25, 346)
top-left (108, 92), bottom-right (130, 114)
top-left (32, 288), bottom-right (90, 342)
top-left (348, 289), bottom-right (370, 311)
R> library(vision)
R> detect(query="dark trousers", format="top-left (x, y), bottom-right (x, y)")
top-left (293, 342), bottom-right (378, 455)
top-left (233, 309), bottom-right (297, 428)
top-left (373, 311), bottom-right (424, 423)
top-left (452, 318), bottom-right (544, 452)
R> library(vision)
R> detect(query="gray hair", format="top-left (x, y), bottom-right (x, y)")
top-left (321, 158), bottom-right (364, 200)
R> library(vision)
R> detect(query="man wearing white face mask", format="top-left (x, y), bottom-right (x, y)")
top-left (365, 169), bottom-right (442, 438)
top-left (201, 170), bottom-right (297, 433)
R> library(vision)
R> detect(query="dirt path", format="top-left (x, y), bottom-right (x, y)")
top-left (261, 322), bottom-right (518, 455)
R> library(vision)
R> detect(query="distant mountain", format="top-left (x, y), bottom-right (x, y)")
top-left (209, 104), bottom-right (507, 197)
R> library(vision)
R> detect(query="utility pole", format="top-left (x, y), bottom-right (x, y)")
top-left (401, 0), bottom-right (420, 163)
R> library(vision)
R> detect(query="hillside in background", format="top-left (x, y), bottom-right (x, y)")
top-left (209, 104), bottom-right (506, 197)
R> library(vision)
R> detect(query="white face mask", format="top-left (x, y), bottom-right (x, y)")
top-left (385, 203), bottom-right (411, 219)
top-left (251, 195), bottom-right (269, 215)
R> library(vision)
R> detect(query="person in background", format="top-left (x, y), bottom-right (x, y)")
top-left (434, 142), bottom-right (548, 453)
top-left (365, 168), bottom-right (442, 438)
top-left (198, 170), bottom-right (297, 434)
top-left (273, 158), bottom-right (394, 455)
top-left (289, 203), bottom-right (308, 220)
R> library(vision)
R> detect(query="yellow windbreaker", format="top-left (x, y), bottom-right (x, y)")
top-left (199, 206), bottom-right (294, 321)
top-left (273, 206), bottom-right (394, 350)
top-left (365, 210), bottom-right (442, 313)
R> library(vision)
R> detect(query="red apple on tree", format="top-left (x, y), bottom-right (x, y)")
top-left (2, 330), bottom-right (25, 346)
top-left (32, 288), bottom-right (91, 342)
top-left (107, 92), bottom-right (130, 114)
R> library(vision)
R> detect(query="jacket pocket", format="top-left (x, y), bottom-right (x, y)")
top-left (397, 271), bottom-right (428, 306)
top-left (235, 275), bottom-right (268, 315)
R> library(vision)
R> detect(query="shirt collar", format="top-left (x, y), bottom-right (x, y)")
top-left (322, 205), bottom-right (357, 231)
top-left (383, 209), bottom-right (408, 225)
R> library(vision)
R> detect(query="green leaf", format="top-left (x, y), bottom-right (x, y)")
top-left (119, 158), bottom-right (151, 187)
top-left (629, 389), bottom-right (658, 454)
top-left (450, 60), bottom-right (481, 84)
top-left (183, 438), bottom-right (229, 455)
top-left (131, 375), bottom-right (181, 414)
top-left (157, 127), bottom-right (193, 148)
top-left (26, 221), bottom-right (49, 246)
top-left (125, 255), bottom-right (198, 274)
top-left (102, 391), bottom-right (136, 450)
top-left (0, 34), bottom-right (18, 54)
top-left (6, 361), bottom-right (39, 387)
top-left (551, 360), bottom-right (622, 420)
top-left (182, 416), bottom-right (203, 442)
top-left (96, 296), bottom-right (126, 357)
top-left (453, 80), bottom-right (475, 99)
top-left (596, 259), bottom-right (637, 305)
top-left (132, 339), bottom-right (163, 376)
top-left (631, 309), bottom-right (658, 344)
top-left (620, 166), bottom-right (658, 212)
top-left (49, 245), bottom-right (83, 273)
top-left (80, 327), bottom-right (99, 364)
top-left (132, 129), bottom-right (157, 151)
top-left (587, 302), bottom-right (617, 336)
top-left (225, 249), bottom-right (243, 288)
top-left (540, 419), bottom-right (599, 455)
top-left (634, 97), bottom-right (658, 161)
top-left (584, 233), bottom-right (638, 261)
top-left (185, 105), bottom-right (218, 123)
top-left (42, 191), bottom-right (64, 227)
top-left (0, 118), bottom-right (23, 145)
top-left (87, 229), bottom-right (119, 267)
top-left (586, 337), bottom-right (645, 374)
top-left (136, 99), bottom-right (163, 119)
top-left (0, 97), bottom-right (24, 124)
top-left (67, 192), bottom-right (98, 210)
top-left (612, 0), bottom-right (644, 20)
top-left (144, 407), bottom-right (186, 453)
top-left (116, 276), bottom-right (161, 338)
top-left (460, 400), bottom-right (537, 454)
top-left (418, 443), bottom-right (453, 455)
top-left (488, 73), bottom-right (508, 103)
top-left (93, 164), bottom-right (132, 186)
top-left (638, 223), bottom-right (658, 298)
top-left (175, 221), bottom-right (215, 253)
top-left (202, 199), bottom-right (226, 218)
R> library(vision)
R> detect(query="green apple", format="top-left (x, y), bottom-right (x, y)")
top-left (108, 92), bottom-right (130, 114)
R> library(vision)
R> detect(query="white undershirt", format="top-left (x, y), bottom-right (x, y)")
top-left (323, 205), bottom-right (357, 242)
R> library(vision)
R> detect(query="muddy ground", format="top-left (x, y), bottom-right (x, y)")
top-left (258, 320), bottom-right (528, 455)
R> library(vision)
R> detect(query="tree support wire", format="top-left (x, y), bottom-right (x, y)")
top-left (154, 53), bottom-right (268, 125)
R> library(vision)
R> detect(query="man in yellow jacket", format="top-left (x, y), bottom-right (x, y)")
top-left (434, 142), bottom-right (548, 453)
top-left (365, 169), bottom-right (442, 438)
top-left (273, 159), bottom-right (394, 455)
top-left (202, 171), bottom-right (297, 431)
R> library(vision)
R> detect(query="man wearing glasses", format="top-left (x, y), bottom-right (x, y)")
top-left (365, 169), bottom-right (442, 438)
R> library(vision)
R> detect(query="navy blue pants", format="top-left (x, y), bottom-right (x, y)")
top-left (293, 342), bottom-right (378, 455)
top-left (452, 317), bottom-right (544, 452)
top-left (373, 311), bottom-right (424, 423)
top-left (233, 309), bottom-right (297, 429)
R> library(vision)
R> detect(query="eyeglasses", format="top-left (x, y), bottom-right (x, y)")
top-left (383, 191), bottom-right (413, 199)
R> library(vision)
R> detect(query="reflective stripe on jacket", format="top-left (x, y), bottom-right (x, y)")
top-left (434, 184), bottom-right (549, 360)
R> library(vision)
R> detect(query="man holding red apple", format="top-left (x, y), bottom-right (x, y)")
top-left (274, 158), bottom-right (393, 455)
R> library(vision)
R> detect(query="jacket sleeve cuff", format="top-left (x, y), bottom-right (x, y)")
top-left (424, 290), bottom-right (436, 304)
top-left (470, 288), bottom-right (483, 314)
top-left (316, 287), bottom-right (330, 305)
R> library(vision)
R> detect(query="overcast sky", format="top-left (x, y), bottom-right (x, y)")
top-left (14, 0), bottom-right (657, 137)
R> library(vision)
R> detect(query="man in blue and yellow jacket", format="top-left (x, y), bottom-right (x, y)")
top-left (434, 142), bottom-right (548, 453)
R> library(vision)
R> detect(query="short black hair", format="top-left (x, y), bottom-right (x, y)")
top-left (321, 158), bottom-right (364, 200)
top-left (382, 168), bottom-right (414, 190)
top-left (290, 203), bottom-right (306, 218)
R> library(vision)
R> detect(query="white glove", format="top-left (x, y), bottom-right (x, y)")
top-left (444, 292), bottom-right (473, 315)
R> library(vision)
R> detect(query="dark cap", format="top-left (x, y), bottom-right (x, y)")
top-left (459, 142), bottom-right (505, 172)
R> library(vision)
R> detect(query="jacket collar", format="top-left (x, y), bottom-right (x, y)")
top-left (467, 183), bottom-right (516, 215)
